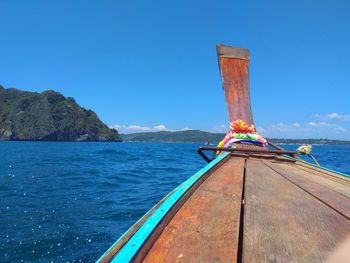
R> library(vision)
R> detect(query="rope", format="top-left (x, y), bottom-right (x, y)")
top-left (297, 144), bottom-right (320, 167)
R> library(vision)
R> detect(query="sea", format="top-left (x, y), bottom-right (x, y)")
top-left (1, 142), bottom-right (350, 262)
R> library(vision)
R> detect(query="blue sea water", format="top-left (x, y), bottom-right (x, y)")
top-left (1, 142), bottom-right (350, 262)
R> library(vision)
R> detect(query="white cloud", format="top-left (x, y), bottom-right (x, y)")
top-left (110, 124), bottom-right (169, 133)
top-left (153, 124), bottom-right (167, 130)
top-left (306, 122), bottom-right (347, 133)
top-left (211, 124), bottom-right (228, 133)
top-left (258, 121), bottom-right (348, 139)
top-left (269, 122), bottom-right (300, 132)
top-left (307, 121), bottom-right (327, 127)
top-left (313, 112), bottom-right (350, 121)
top-left (326, 113), bottom-right (342, 119)
top-left (256, 126), bottom-right (267, 134)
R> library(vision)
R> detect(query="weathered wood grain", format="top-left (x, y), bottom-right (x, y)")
top-left (244, 159), bottom-right (350, 263)
top-left (270, 161), bottom-right (350, 199)
top-left (235, 143), bottom-right (263, 150)
top-left (217, 45), bottom-right (253, 126)
top-left (143, 157), bottom-right (246, 263)
top-left (99, 153), bottom-right (230, 262)
top-left (130, 154), bottom-right (231, 262)
top-left (295, 162), bottom-right (350, 186)
top-left (266, 161), bottom-right (350, 219)
top-left (295, 161), bottom-right (350, 184)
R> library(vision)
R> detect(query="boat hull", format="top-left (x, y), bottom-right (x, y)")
top-left (97, 44), bottom-right (350, 262)
top-left (97, 147), bottom-right (350, 262)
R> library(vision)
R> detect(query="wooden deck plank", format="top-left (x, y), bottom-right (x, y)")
top-left (107, 153), bottom-right (230, 262)
top-left (295, 162), bottom-right (350, 186)
top-left (295, 161), bottom-right (350, 183)
top-left (244, 159), bottom-right (350, 263)
top-left (270, 161), bottom-right (350, 199)
top-left (143, 157), bottom-right (245, 263)
top-left (266, 161), bottom-right (350, 219)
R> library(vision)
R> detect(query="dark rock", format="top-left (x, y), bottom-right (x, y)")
top-left (0, 86), bottom-right (122, 141)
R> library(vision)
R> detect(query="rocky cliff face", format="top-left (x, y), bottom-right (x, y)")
top-left (0, 86), bottom-right (121, 141)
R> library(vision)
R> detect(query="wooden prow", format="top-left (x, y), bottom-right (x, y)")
top-left (217, 45), bottom-right (254, 126)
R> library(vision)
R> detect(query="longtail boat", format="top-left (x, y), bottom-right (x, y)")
top-left (97, 45), bottom-right (350, 262)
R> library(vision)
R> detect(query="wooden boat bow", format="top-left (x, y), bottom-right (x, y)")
top-left (217, 45), bottom-right (253, 126)
top-left (97, 45), bottom-right (350, 263)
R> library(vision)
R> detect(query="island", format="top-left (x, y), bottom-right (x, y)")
top-left (121, 130), bottom-right (350, 145)
top-left (2, 86), bottom-right (349, 145)
top-left (121, 130), bottom-right (225, 143)
top-left (0, 86), bottom-right (122, 141)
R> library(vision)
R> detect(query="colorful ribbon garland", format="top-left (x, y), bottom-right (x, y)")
top-left (218, 120), bottom-right (268, 148)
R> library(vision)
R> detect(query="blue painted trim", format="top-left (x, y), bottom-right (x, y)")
top-left (104, 152), bottom-right (229, 263)
top-left (96, 185), bottom-right (177, 262)
top-left (283, 155), bottom-right (350, 178)
top-left (96, 202), bottom-right (159, 262)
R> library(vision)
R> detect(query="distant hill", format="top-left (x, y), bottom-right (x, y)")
top-left (121, 130), bottom-right (350, 145)
top-left (0, 86), bottom-right (121, 141)
top-left (121, 130), bottom-right (225, 143)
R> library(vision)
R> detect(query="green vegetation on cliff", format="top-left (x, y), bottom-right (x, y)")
top-left (121, 130), bottom-right (224, 143)
top-left (0, 86), bottom-right (121, 141)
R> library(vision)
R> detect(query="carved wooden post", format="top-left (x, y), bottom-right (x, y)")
top-left (217, 45), bottom-right (254, 126)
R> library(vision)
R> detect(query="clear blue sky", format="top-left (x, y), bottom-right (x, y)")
top-left (1, 0), bottom-right (350, 139)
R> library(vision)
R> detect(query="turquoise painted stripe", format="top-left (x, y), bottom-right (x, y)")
top-left (96, 202), bottom-right (159, 263)
top-left (96, 185), bottom-right (177, 262)
top-left (108, 152), bottom-right (229, 263)
top-left (284, 155), bottom-right (350, 178)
